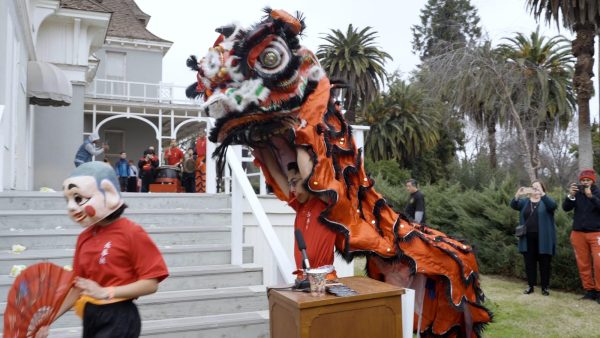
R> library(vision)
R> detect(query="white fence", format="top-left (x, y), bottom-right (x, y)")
top-left (86, 78), bottom-right (194, 105)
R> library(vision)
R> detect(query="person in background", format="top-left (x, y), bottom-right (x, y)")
top-left (74, 132), bottom-right (108, 167)
top-left (563, 169), bottom-right (600, 303)
top-left (511, 180), bottom-right (557, 295)
top-left (181, 148), bottom-right (196, 193)
top-left (114, 152), bottom-right (130, 192)
top-left (138, 150), bottom-right (158, 193)
top-left (127, 160), bottom-right (138, 193)
top-left (164, 139), bottom-right (184, 167)
top-left (405, 179), bottom-right (426, 223)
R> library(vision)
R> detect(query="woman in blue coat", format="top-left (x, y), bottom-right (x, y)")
top-left (510, 180), bottom-right (557, 296)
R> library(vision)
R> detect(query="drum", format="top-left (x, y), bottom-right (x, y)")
top-left (155, 165), bottom-right (181, 183)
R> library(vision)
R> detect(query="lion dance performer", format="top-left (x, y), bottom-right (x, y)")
top-left (186, 9), bottom-right (492, 337)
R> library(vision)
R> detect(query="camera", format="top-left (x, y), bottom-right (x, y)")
top-left (577, 184), bottom-right (587, 192)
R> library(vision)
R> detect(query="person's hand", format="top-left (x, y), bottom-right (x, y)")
top-left (569, 183), bottom-right (578, 196)
top-left (102, 143), bottom-right (109, 151)
top-left (75, 277), bottom-right (110, 300)
top-left (583, 185), bottom-right (593, 198)
top-left (35, 326), bottom-right (49, 338)
top-left (515, 187), bottom-right (526, 198)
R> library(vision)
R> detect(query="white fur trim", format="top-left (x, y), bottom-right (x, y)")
top-left (308, 65), bottom-right (325, 82)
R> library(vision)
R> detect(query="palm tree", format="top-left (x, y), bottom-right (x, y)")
top-left (527, 0), bottom-right (600, 170)
top-left (364, 79), bottom-right (440, 163)
top-left (317, 24), bottom-right (392, 124)
top-left (497, 29), bottom-right (576, 172)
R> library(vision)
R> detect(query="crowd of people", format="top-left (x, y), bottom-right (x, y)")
top-left (72, 129), bottom-right (207, 193)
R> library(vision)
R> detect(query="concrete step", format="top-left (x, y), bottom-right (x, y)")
top-left (39, 285), bottom-right (268, 328)
top-left (0, 192), bottom-right (230, 211)
top-left (0, 209), bottom-right (232, 229)
top-left (0, 264), bottom-right (263, 302)
top-left (48, 310), bottom-right (270, 338)
top-left (0, 244), bottom-right (253, 272)
top-left (0, 226), bottom-right (230, 250)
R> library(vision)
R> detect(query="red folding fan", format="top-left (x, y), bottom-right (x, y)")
top-left (3, 262), bottom-right (74, 338)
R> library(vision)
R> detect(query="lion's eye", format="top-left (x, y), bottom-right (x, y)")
top-left (254, 37), bottom-right (291, 76)
top-left (260, 49), bottom-right (281, 69)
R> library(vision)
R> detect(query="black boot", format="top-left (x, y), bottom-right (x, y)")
top-left (541, 287), bottom-right (549, 296)
top-left (581, 290), bottom-right (598, 300)
top-left (523, 286), bottom-right (534, 294)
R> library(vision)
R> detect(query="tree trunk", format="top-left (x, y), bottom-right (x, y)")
top-left (572, 24), bottom-right (595, 170)
top-left (486, 113), bottom-right (497, 170)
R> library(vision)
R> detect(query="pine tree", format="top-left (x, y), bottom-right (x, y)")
top-left (411, 0), bottom-right (482, 60)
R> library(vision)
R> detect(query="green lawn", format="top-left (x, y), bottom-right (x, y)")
top-left (481, 275), bottom-right (599, 337)
top-left (352, 258), bottom-right (599, 337)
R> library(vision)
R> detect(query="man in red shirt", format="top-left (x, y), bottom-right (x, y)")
top-left (164, 139), bottom-right (184, 166)
top-left (254, 146), bottom-right (338, 279)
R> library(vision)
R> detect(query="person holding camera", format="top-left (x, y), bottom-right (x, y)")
top-left (511, 180), bottom-right (557, 295)
top-left (563, 169), bottom-right (600, 302)
top-left (138, 148), bottom-right (159, 193)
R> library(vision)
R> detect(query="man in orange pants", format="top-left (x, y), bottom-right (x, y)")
top-left (563, 169), bottom-right (600, 303)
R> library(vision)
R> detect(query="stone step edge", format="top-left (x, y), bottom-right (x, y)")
top-left (0, 263), bottom-right (263, 286)
top-left (0, 244), bottom-right (253, 261)
top-left (45, 310), bottom-right (270, 338)
top-left (0, 192), bottom-right (228, 198)
top-left (0, 285), bottom-right (268, 315)
top-left (0, 226), bottom-right (230, 236)
top-left (0, 209), bottom-right (232, 216)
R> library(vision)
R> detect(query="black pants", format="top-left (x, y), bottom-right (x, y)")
top-left (83, 300), bottom-right (141, 338)
top-left (182, 172), bottom-right (195, 193)
top-left (118, 177), bottom-right (128, 192)
top-left (523, 232), bottom-right (552, 288)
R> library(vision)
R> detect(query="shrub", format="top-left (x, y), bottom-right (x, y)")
top-left (369, 175), bottom-right (582, 291)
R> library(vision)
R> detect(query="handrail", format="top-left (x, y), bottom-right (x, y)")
top-left (206, 118), bottom-right (295, 285)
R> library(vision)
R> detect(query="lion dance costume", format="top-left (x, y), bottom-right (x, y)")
top-left (186, 9), bottom-right (492, 337)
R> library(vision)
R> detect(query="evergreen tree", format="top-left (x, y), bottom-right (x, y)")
top-left (411, 0), bottom-right (482, 60)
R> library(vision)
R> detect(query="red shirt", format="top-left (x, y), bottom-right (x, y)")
top-left (73, 217), bottom-right (169, 287)
top-left (289, 197), bottom-right (337, 271)
top-left (164, 147), bottom-right (184, 166)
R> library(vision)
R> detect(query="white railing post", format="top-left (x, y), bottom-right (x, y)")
top-left (259, 170), bottom-right (267, 195)
top-left (225, 147), bottom-right (295, 285)
top-left (205, 139), bottom-right (217, 194)
top-left (230, 145), bottom-right (244, 266)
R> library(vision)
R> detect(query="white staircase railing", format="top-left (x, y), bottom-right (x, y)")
top-left (205, 118), bottom-right (295, 285)
top-left (204, 117), bottom-right (370, 286)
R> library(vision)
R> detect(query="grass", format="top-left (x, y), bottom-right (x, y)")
top-left (352, 258), bottom-right (600, 337)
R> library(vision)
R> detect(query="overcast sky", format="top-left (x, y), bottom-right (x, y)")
top-left (135, 0), bottom-right (598, 122)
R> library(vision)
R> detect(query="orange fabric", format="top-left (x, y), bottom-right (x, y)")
top-left (270, 9), bottom-right (303, 34)
top-left (570, 230), bottom-right (600, 291)
top-left (258, 76), bottom-right (491, 335)
top-left (73, 295), bottom-right (129, 319)
top-left (195, 155), bottom-right (206, 193)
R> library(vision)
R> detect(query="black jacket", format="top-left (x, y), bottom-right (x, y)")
top-left (562, 184), bottom-right (600, 232)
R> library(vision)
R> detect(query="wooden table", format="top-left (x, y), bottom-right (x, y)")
top-left (268, 276), bottom-right (404, 338)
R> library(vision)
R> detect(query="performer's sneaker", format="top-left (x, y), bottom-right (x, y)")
top-left (541, 287), bottom-right (549, 296)
top-left (523, 286), bottom-right (534, 294)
